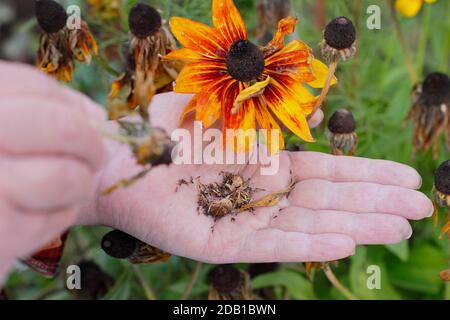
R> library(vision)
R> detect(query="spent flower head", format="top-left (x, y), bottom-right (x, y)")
top-left (327, 109), bottom-right (358, 156)
top-left (208, 265), bottom-right (253, 300)
top-left (407, 72), bottom-right (450, 158)
top-left (35, 0), bottom-right (98, 82)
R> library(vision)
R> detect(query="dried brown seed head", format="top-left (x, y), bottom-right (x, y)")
top-left (209, 198), bottom-right (234, 217)
top-left (227, 40), bottom-right (265, 82)
top-left (72, 260), bottom-right (113, 300)
top-left (324, 16), bottom-right (356, 50)
top-left (129, 3), bottom-right (162, 39)
top-left (101, 230), bottom-right (138, 259)
top-left (435, 160), bottom-right (450, 195)
top-left (328, 108), bottom-right (356, 134)
top-left (210, 265), bottom-right (242, 294)
top-left (421, 72), bottom-right (450, 107)
top-left (35, 0), bottom-right (68, 34)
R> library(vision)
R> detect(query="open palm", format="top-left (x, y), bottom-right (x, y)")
top-left (90, 93), bottom-right (433, 264)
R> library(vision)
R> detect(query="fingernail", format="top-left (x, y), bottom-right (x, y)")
top-left (417, 176), bottom-right (423, 189)
top-left (406, 227), bottom-right (413, 239)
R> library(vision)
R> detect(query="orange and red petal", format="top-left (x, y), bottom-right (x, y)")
top-left (265, 40), bottom-right (315, 82)
top-left (254, 97), bottom-right (285, 154)
top-left (221, 82), bottom-right (257, 152)
top-left (196, 77), bottom-right (234, 128)
top-left (212, 0), bottom-right (248, 46)
top-left (264, 79), bottom-right (315, 142)
top-left (179, 95), bottom-right (198, 126)
top-left (265, 16), bottom-right (298, 53)
top-left (170, 17), bottom-right (228, 58)
top-left (174, 61), bottom-right (228, 94)
top-left (163, 48), bottom-right (205, 63)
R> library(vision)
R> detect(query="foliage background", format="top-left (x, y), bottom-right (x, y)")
top-left (0, 0), bottom-right (449, 300)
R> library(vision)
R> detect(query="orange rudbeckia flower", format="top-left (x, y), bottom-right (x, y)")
top-left (164, 0), bottom-right (335, 153)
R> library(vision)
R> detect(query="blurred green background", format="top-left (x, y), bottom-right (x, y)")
top-left (1, 0), bottom-right (449, 300)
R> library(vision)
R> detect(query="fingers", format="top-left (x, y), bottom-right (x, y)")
top-left (226, 229), bottom-right (355, 263)
top-left (289, 179), bottom-right (433, 220)
top-left (289, 152), bottom-right (422, 189)
top-left (271, 207), bottom-right (412, 244)
top-left (0, 98), bottom-right (106, 171)
top-left (307, 109), bottom-right (324, 129)
top-left (0, 156), bottom-right (94, 211)
top-left (0, 202), bottom-right (76, 261)
top-left (0, 61), bottom-right (62, 100)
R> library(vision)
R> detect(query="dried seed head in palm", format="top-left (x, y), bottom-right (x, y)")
top-left (101, 229), bottom-right (170, 264)
top-left (35, 0), bottom-right (98, 82)
top-left (208, 265), bottom-right (253, 300)
top-left (407, 72), bottom-right (450, 158)
top-left (108, 3), bottom-right (182, 121)
top-left (321, 16), bottom-right (357, 62)
top-left (197, 172), bottom-right (256, 220)
top-left (255, 0), bottom-right (291, 41)
top-left (68, 260), bottom-right (113, 300)
top-left (433, 160), bottom-right (450, 238)
top-left (327, 109), bottom-right (358, 156)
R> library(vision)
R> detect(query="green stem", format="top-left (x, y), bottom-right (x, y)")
top-left (133, 265), bottom-right (157, 300)
top-left (94, 55), bottom-right (121, 77)
top-left (388, 0), bottom-right (419, 84)
top-left (416, 4), bottom-right (431, 79)
top-left (446, 210), bottom-right (450, 300)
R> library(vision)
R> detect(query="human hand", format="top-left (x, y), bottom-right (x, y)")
top-left (84, 92), bottom-right (433, 264)
top-left (0, 61), bottom-right (106, 282)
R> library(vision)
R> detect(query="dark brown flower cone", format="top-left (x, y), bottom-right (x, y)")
top-left (35, 0), bottom-right (68, 34)
top-left (101, 229), bottom-right (170, 264)
top-left (128, 3), bottom-right (162, 39)
top-left (68, 260), bottom-right (114, 300)
top-left (208, 265), bottom-right (253, 300)
top-left (327, 109), bottom-right (358, 156)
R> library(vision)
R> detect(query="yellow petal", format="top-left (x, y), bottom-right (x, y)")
top-left (307, 59), bottom-right (337, 89)
top-left (395, 0), bottom-right (423, 17)
top-left (232, 76), bottom-right (271, 114)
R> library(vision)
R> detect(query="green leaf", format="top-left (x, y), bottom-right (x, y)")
top-left (385, 241), bottom-right (410, 261)
top-left (388, 244), bottom-right (447, 294)
top-left (252, 270), bottom-right (315, 300)
top-left (349, 247), bottom-right (402, 300)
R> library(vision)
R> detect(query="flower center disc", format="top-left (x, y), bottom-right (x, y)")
top-left (129, 3), bottom-right (162, 39)
top-left (422, 72), bottom-right (450, 106)
top-left (226, 40), bottom-right (265, 83)
top-left (324, 16), bottom-right (356, 50)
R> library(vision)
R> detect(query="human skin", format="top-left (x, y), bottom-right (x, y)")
top-left (0, 61), bottom-right (433, 283)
